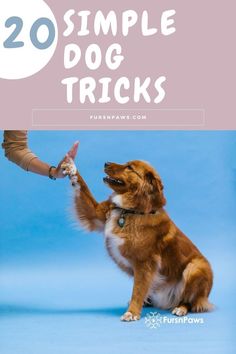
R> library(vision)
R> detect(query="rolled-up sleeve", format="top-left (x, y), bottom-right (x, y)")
top-left (2, 130), bottom-right (37, 171)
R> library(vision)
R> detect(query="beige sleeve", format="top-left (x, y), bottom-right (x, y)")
top-left (2, 130), bottom-right (37, 171)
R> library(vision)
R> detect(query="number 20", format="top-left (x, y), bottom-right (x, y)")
top-left (3, 16), bottom-right (55, 50)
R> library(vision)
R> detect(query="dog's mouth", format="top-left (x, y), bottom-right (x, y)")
top-left (103, 176), bottom-right (125, 186)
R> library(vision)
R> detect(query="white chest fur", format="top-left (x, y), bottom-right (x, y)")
top-left (104, 209), bottom-right (131, 269)
top-left (148, 270), bottom-right (184, 309)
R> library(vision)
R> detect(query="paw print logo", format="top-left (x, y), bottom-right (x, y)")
top-left (144, 312), bottom-right (162, 329)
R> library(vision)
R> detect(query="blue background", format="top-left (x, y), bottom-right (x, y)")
top-left (0, 131), bottom-right (236, 354)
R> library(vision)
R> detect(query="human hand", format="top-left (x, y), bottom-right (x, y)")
top-left (51, 141), bottom-right (79, 179)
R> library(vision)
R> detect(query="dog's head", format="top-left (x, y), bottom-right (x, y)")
top-left (103, 160), bottom-right (166, 213)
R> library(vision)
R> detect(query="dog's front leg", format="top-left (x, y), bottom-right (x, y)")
top-left (62, 158), bottom-right (109, 232)
top-left (121, 264), bottom-right (153, 321)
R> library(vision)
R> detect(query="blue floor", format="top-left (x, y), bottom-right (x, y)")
top-left (0, 262), bottom-right (235, 354)
top-left (0, 131), bottom-right (236, 354)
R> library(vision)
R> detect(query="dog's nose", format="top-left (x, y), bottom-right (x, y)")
top-left (104, 162), bottom-right (112, 168)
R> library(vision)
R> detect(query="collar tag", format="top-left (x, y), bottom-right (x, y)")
top-left (118, 216), bottom-right (125, 228)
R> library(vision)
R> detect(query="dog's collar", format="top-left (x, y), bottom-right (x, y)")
top-left (114, 206), bottom-right (157, 228)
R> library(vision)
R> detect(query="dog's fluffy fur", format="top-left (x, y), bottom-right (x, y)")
top-left (62, 159), bottom-right (213, 321)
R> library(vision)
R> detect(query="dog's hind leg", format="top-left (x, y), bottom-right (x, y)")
top-left (172, 303), bottom-right (190, 316)
top-left (172, 258), bottom-right (213, 316)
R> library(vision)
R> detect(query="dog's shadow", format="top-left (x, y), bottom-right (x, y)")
top-left (0, 304), bottom-right (170, 318)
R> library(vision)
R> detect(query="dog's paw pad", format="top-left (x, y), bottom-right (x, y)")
top-left (172, 306), bottom-right (188, 317)
top-left (120, 311), bottom-right (140, 322)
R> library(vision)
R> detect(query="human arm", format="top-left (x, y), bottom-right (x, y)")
top-left (2, 130), bottom-right (79, 178)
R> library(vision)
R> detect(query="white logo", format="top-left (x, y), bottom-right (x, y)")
top-left (145, 312), bottom-right (163, 329)
top-left (144, 312), bottom-right (204, 329)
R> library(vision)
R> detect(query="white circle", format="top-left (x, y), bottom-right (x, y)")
top-left (0, 0), bottom-right (58, 80)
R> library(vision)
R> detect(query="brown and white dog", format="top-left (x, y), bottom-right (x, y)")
top-left (62, 158), bottom-right (213, 321)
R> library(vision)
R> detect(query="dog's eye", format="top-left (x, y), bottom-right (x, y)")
top-left (126, 165), bottom-right (133, 171)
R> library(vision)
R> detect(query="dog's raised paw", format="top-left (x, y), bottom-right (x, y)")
top-left (61, 160), bottom-right (79, 187)
top-left (120, 311), bottom-right (140, 322)
top-left (61, 160), bottom-right (77, 177)
top-left (172, 306), bottom-right (188, 317)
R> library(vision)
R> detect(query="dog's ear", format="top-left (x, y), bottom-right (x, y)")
top-left (145, 171), bottom-right (155, 185)
top-left (145, 171), bottom-right (162, 191)
top-left (156, 175), bottom-right (164, 194)
top-left (144, 171), bottom-right (166, 209)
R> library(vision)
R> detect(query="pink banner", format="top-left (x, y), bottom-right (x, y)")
top-left (0, 0), bottom-right (235, 130)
